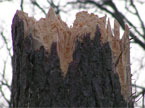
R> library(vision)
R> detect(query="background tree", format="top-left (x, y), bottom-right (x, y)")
top-left (0, 0), bottom-right (145, 107)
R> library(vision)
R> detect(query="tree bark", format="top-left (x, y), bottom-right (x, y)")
top-left (10, 10), bottom-right (133, 107)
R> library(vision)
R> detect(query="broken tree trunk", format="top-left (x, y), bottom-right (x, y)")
top-left (10, 8), bottom-right (133, 107)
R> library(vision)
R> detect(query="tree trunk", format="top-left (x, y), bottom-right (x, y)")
top-left (10, 9), bottom-right (133, 107)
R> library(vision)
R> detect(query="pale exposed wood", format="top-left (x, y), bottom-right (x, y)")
top-left (16, 10), bottom-right (36, 38)
top-left (114, 19), bottom-right (120, 40)
top-left (98, 15), bottom-right (107, 43)
top-left (121, 24), bottom-right (131, 101)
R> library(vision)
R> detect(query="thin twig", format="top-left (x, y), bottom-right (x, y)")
top-left (20, 0), bottom-right (24, 11)
top-left (0, 60), bottom-right (11, 90)
top-left (132, 84), bottom-right (145, 90)
top-left (0, 60), bottom-right (10, 105)
top-left (143, 91), bottom-right (144, 108)
top-left (31, 0), bottom-right (47, 16)
top-left (0, 85), bottom-right (10, 105)
top-left (47, 0), bottom-right (60, 15)
top-left (0, 32), bottom-right (12, 57)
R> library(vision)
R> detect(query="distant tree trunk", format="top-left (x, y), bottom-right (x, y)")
top-left (10, 10), bottom-right (133, 107)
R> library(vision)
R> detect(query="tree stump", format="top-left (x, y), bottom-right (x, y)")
top-left (10, 8), bottom-right (133, 107)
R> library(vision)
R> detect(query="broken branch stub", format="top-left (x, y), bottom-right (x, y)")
top-left (13, 8), bottom-right (131, 102)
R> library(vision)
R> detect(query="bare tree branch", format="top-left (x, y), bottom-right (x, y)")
top-left (130, 0), bottom-right (145, 39)
top-left (0, 60), bottom-right (10, 89)
top-left (47, 0), bottom-right (68, 15)
top-left (31, 0), bottom-right (47, 16)
top-left (132, 84), bottom-right (145, 90)
top-left (0, 60), bottom-right (10, 105)
top-left (0, 32), bottom-right (12, 57)
top-left (0, 32), bottom-right (11, 107)
top-left (143, 91), bottom-right (144, 108)
top-left (0, 85), bottom-right (10, 105)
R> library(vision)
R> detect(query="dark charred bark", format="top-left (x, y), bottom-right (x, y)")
top-left (10, 13), bottom-right (132, 107)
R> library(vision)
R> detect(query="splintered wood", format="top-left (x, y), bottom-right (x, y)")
top-left (15, 8), bottom-right (131, 101)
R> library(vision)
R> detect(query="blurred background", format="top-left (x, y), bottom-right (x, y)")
top-left (0, 0), bottom-right (145, 107)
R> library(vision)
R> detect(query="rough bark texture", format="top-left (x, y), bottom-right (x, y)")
top-left (10, 13), bottom-right (132, 107)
